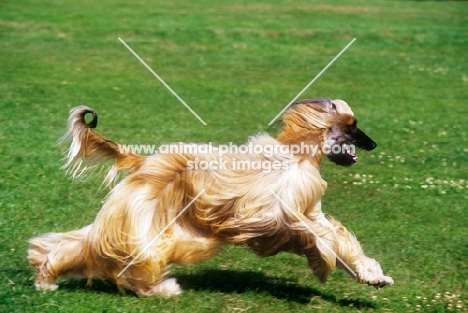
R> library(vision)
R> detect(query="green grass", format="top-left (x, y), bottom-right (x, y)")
top-left (1, 0), bottom-right (467, 312)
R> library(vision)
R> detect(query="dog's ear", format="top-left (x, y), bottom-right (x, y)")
top-left (331, 99), bottom-right (354, 116)
top-left (314, 97), bottom-right (336, 113)
top-left (296, 98), bottom-right (336, 113)
top-left (323, 98), bottom-right (337, 113)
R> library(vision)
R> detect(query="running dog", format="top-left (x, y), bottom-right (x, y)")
top-left (28, 98), bottom-right (393, 297)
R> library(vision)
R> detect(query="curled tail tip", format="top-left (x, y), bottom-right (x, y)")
top-left (58, 105), bottom-right (98, 145)
top-left (69, 105), bottom-right (98, 129)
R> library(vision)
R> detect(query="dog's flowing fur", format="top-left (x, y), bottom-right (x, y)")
top-left (28, 98), bottom-right (393, 297)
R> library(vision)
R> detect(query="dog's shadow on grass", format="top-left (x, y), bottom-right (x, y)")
top-left (57, 269), bottom-right (375, 308)
top-left (177, 269), bottom-right (376, 308)
top-left (178, 269), bottom-right (312, 303)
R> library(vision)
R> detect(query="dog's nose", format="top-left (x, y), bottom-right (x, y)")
top-left (370, 141), bottom-right (377, 150)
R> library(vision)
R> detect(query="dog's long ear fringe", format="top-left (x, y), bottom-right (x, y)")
top-left (59, 106), bottom-right (145, 186)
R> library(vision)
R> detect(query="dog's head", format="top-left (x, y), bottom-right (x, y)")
top-left (279, 98), bottom-right (376, 166)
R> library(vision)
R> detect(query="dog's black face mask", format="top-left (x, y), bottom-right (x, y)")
top-left (325, 118), bottom-right (377, 167)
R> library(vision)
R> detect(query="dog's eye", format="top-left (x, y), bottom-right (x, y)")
top-left (347, 122), bottom-right (358, 133)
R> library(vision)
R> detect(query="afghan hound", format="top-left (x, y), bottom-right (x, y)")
top-left (28, 98), bottom-right (393, 297)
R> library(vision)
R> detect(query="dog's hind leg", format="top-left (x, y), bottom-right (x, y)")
top-left (138, 227), bottom-right (222, 297)
top-left (169, 233), bottom-right (222, 265)
top-left (28, 225), bottom-right (91, 290)
top-left (97, 246), bottom-right (180, 297)
top-left (123, 238), bottom-right (219, 298)
top-left (115, 233), bottom-right (221, 297)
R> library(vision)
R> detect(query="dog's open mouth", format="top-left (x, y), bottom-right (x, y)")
top-left (343, 143), bottom-right (357, 163)
top-left (327, 143), bottom-right (358, 167)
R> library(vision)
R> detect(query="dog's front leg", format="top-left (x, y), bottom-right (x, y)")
top-left (293, 216), bottom-right (393, 288)
top-left (325, 217), bottom-right (394, 289)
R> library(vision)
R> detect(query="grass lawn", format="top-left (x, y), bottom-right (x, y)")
top-left (1, 0), bottom-right (467, 312)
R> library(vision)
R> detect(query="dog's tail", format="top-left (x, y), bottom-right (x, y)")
top-left (59, 106), bottom-right (145, 185)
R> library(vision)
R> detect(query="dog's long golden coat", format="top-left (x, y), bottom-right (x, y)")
top-left (28, 98), bottom-right (393, 296)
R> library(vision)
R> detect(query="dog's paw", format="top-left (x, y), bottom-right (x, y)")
top-left (35, 282), bottom-right (59, 291)
top-left (157, 278), bottom-right (182, 297)
top-left (137, 278), bottom-right (182, 297)
top-left (365, 276), bottom-right (394, 290)
top-left (356, 258), bottom-right (393, 289)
